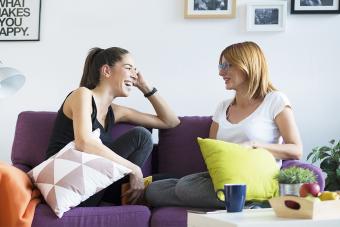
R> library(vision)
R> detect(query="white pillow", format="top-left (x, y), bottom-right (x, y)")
top-left (28, 129), bottom-right (131, 218)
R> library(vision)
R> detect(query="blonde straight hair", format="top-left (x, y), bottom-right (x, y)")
top-left (220, 41), bottom-right (276, 99)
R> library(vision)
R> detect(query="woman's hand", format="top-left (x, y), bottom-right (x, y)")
top-left (133, 71), bottom-right (152, 95)
top-left (122, 165), bottom-right (145, 204)
top-left (241, 141), bottom-right (259, 149)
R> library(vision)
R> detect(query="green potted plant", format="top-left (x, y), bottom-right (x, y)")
top-left (307, 139), bottom-right (340, 191)
top-left (275, 166), bottom-right (316, 196)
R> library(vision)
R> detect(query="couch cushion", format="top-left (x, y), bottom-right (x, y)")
top-left (11, 111), bottom-right (152, 176)
top-left (28, 129), bottom-right (131, 218)
top-left (197, 138), bottom-right (279, 201)
top-left (156, 116), bottom-right (212, 177)
top-left (32, 204), bottom-right (150, 227)
top-left (150, 207), bottom-right (187, 227)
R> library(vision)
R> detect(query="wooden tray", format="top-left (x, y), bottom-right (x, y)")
top-left (269, 195), bottom-right (340, 220)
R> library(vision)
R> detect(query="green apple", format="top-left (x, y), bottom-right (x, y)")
top-left (304, 195), bottom-right (320, 202)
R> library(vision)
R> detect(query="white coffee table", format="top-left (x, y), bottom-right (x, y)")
top-left (187, 208), bottom-right (340, 227)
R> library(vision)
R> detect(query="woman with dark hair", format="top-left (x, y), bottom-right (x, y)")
top-left (46, 47), bottom-right (180, 206)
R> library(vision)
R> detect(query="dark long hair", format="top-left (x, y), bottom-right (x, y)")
top-left (79, 47), bottom-right (129, 89)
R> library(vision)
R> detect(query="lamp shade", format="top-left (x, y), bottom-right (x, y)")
top-left (0, 63), bottom-right (25, 99)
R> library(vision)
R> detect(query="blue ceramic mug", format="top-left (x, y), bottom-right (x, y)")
top-left (216, 184), bottom-right (246, 212)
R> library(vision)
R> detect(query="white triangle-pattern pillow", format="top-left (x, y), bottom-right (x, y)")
top-left (28, 129), bottom-right (131, 218)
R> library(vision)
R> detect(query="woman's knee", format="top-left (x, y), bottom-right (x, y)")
top-left (175, 173), bottom-right (212, 201)
top-left (133, 126), bottom-right (151, 136)
top-left (175, 175), bottom-right (196, 199)
top-left (133, 126), bottom-right (152, 145)
top-left (175, 174), bottom-right (223, 208)
top-left (145, 179), bottom-right (178, 206)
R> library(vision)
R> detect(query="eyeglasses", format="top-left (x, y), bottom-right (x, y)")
top-left (218, 62), bottom-right (232, 71)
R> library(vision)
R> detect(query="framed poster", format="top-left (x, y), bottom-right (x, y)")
top-left (291, 0), bottom-right (340, 14)
top-left (184, 0), bottom-right (236, 18)
top-left (0, 0), bottom-right (41, 41)
top-left (247, 1), bottom-right (287, 32)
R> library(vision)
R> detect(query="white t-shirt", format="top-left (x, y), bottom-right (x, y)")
top-left (212, 91), bottom-right (291, 166)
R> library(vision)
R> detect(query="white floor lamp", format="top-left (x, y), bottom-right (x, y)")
top-left (0, 61), bottom-right (25, 98)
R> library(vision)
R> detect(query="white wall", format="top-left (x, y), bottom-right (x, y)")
top-left (1, 0), bottom-right (339, 164)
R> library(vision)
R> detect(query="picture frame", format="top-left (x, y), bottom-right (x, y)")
top-left (184, 0), bottom-right (236, 18)
top-left (247, 1), bottom-right (287, 32)
top-left (0, 0), bottom-right (41, 41)
top-left (291, 0), bottom-right (340, 14)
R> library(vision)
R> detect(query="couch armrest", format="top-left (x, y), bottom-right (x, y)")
top-left (12, 163), bottom-right (32, 173)
top-left (281, 160), bottom-right (325, 191)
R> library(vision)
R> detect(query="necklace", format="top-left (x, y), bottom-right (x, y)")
top-left (225, 98), bottom-right (236, 121)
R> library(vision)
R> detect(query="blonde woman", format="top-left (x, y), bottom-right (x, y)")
top-left (145, 41), bottom-right (302, 208)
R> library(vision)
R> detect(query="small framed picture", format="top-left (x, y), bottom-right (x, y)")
top-left (291, 0), bottom-right (340, 14)
top-left (184, 0), bottom-right (236, 18)
top-left (247, 1), bottom-right (287, 32)
top-left (0, 0), bottom-right (41, 41)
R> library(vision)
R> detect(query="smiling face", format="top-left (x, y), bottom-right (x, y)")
top-left (107, 54), bottom-right (137, 97)
top-left (219, 56), bottom-right (248, 92)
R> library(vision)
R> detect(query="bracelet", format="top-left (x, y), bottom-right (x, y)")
top-left (144, 87), bottom-right (157, 98)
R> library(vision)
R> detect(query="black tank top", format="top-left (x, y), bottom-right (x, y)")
top-left (46, 94), bottom-right (115, 159)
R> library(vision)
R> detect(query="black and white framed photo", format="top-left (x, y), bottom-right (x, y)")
top-left (184, 0), bottom-right (236, 18)
top-left (0, 0), bottom-right (41, 41)
top-left (291, 0), bottom-right (340, 14)
top-left (247, 1), bottom-right (287, 31)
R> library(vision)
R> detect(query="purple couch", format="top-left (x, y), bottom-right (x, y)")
top-left (11, 112), bottom-right (325, 227)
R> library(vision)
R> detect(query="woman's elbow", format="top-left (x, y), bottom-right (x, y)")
top-left (297, 150), bottom-right (303, 160)
top-left (293, 152), bottom-right (303, 160)
top-left (291, 145), bottom-right (303, 160)
top-left (167, 118), bottom-right (180, 128)
top-left (75, 138), bottom-right (89, 151)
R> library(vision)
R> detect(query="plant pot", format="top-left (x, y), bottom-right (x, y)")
top-left (279, 183), bottom-right (302, 196)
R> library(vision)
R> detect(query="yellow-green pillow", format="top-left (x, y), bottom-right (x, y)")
top-left (197, 138), bottom-right (279, 201)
